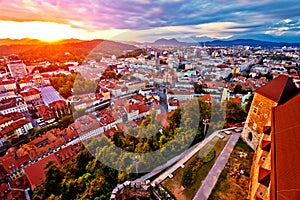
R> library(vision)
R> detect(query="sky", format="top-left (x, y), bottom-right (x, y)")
top-left (0, 0), bottom-right (300, 42)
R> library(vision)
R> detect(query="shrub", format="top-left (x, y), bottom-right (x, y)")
top-left (204, 150), bottom-right (215, 163)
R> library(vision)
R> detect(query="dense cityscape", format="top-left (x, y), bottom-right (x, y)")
top-left (0, 38), bottom-right (299, 199)
top-left (1, 0), bottom-right (300, 199)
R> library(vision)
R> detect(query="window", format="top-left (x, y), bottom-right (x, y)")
top-left (259, 102), bottom-right (263, 106)
top-left (253, 123), bottom-right (257, 130)
top-left (248, 132), bottom-right (253, 141)
top-left (253, 107), bottom-right (258, 114)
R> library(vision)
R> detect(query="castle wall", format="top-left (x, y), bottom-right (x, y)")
top-left (241, 93), bottom-right (277, 150)
top-left (248, 132), bottom-right (272, 200)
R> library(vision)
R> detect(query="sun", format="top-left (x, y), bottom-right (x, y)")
top-left (36, 36), bottom-right (64, 43)
top-left (26, 22), bottom-right (75, 42)
top-left (0, 21), bottom-right (83, 42)
top-left (0, 20), bottom-right (130, 42)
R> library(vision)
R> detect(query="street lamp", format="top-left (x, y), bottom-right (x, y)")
top-left (134, 155), bottom-right (140, 178)
top-left (203, 119), bottom-right (209, 138)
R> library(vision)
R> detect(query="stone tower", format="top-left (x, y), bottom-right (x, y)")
top-left (248, 93), bottom-right (300, 200)
top-left (241, 75), bottom-right (298, 150)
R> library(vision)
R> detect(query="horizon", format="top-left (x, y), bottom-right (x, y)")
top-left (0, 1), bottom-right (300, 43)
top-left (2, 37), bottom-right (300, 45)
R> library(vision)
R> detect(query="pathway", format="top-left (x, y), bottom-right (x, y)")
top-left (192, 131), bottom-right (241, 200)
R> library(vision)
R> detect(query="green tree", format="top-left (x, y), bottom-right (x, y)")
top-left (226, 100), bottom-right (247, 125)
top-left (233, 84), bottom-right (243, 94)
top-left (44, 161), bottom-right (66, 198)
top-left (194, 83), bottom-right (206, 94)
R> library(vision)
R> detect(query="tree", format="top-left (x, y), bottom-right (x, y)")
top-left (233, 84), bottom-right (243, 94)
top-left (112, 131), bottom-right (123, 147)
top-left (44, 161), bottom-right (66, 198)
top-left (226, 100), bottom-right (247, 125)
top-left (59, 115), bottom-right (74, 128)
top-left (59, 85), bottom-right (72, 99)
top-left (194, 83), bottom-right (206, 94)
top-left (168, 107), bottom-right (181, 128)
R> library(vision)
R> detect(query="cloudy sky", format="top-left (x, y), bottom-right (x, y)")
top-left (0, 0), bottom-right (300, 42)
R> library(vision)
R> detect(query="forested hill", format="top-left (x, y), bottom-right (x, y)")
top-left (0, 39), bottom-right (139, 65)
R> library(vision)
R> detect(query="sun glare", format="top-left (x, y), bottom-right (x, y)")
top-left (0, 21), bottom-right (87, 41)
top-left (0, 20), bottom-right (131, 42)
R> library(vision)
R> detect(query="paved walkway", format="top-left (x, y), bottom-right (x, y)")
top-left (193, 132), bottom-right (241, 200)
top-left (151, 129), bottom-right (220, 186)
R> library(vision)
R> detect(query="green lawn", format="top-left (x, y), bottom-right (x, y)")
top-left (162, 137), bottom-right (228, 200)
top-left (208, 139), bottom-right (254, 200)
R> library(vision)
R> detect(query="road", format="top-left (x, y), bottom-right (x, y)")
top-left (192, 131), bottom-right (241, 200)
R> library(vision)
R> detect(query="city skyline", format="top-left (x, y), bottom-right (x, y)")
top-left (0, 0), bottom-right (300, 42)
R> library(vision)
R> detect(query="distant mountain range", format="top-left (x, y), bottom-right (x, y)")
top-left (146, 38), bottom-right (300, 48)
top-left (144, 38), bottom-right (188, 46)
top-left (0, 38), bottom-right (84, 46)
top-left (1, 37), bottom-right (300, 65)
top-left (0, 39), bottom-right (139, 64)
top-left (204, 39), bottom-right (300, 48)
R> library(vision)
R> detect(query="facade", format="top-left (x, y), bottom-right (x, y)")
top-left (167, 88), bottom-right (195, 101)
top-left (0, 79), bottom-right (17, 91)
top-left (20, 87), bottom-right (43, 107)
top-left (0, 119), bottom-right (33, 141)
top-left (0, 97), bottom-right (28, 115)
top-left (248, 93), bottom-right (300, 200)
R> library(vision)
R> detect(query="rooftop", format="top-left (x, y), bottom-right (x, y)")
top-left (271, 93), bottom-right (300, 199)
top-left (255, 75), bottom-right (298, 104)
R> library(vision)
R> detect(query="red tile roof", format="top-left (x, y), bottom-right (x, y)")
top-left (255, 75), bottom-right (298, 104)
top-left (4, 112), bottom-right (25, 121)
top-left (132, 94), bottom-right (144, 101)
top-left (201, 94), bottom-right (215, 103)
top-left (75, 115), bottom-right (100, 135)
top-left (24, 154), bottom-right (61, 189)
top-left (20, 87), bottom-right (40, 97)
top-left (271, 93), bottom-right (300, 199)
top-left (156, 113), bottom-right (169, 127)
top-left (54, 145), bottom-right (79, 165)
top-left (49, 100), bottom-right (66, 109)
top-left (0, 98), bottom-right (17, 110)
top-left (0, 119), bottom-right (31, 137)
top-left (38, 105), bottom-right (54, 121)
top-left (0, 115), bottom-right (12, 125)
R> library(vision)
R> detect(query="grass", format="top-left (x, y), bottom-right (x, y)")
top-left (208, 139), bottom-right (254, 200)
top-left (162, 137), bottom-right (228, 200)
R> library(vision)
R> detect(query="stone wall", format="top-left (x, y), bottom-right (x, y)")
top-left (248, 132), bottom-right (272, 200)
top-left (241, 93), bottom-right (277, 150)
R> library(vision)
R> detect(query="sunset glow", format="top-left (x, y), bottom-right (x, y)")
top-left (0, 0), bottom-right (300, 42)
top-left (0, 20), bottom-right (128, 42)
